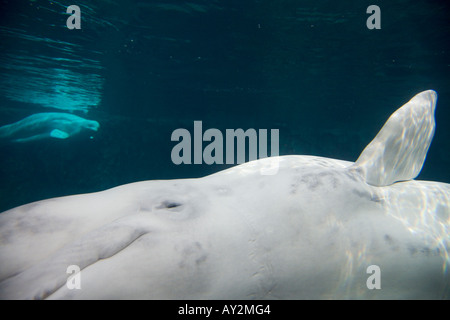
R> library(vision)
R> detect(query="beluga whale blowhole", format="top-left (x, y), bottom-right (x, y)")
top-left (0, 90), bottom-right (448, 299)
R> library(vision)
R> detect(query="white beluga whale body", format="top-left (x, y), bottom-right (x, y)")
top-left (0, 90), bottom-right (448, 299)
top-left (0, 113), bottom-right (100, 142)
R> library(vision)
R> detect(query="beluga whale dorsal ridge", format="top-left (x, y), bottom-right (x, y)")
top-left (0, 90), bottom-right (448, 299)
top-left (0, 112), bottom-right (100, 143)
top-left (354, 90), bottom-right (437, 186)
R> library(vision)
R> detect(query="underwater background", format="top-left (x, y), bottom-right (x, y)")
top-left (0, 0), bottom-right (449, 213)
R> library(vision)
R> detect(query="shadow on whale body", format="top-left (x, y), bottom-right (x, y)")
top-left (0, 113), bottom-right (100, 143)
top-left (0, 90), bottom-right (448, 299)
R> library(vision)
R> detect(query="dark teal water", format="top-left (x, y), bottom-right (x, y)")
top-left (0, 0), bottom-right (449, 212)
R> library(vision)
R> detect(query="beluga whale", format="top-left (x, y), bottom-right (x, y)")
top-left (0, 112), bottom-right (100, 143)
top-left (0, 90), bottom-right (448, 299)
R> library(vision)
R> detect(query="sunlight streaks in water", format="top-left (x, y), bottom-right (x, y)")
top-left (0, 26), bottom-right (104, 113)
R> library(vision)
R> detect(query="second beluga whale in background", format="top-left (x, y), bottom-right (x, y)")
top-left (0, 90), bottom-right (448, 299)
top-left (0, 113), bottom-right (100, 142)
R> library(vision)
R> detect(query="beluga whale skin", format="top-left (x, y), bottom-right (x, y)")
top-left (0, 90), bottom-right (448, 299)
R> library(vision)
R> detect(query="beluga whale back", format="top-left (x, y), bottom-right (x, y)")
top-left (0, 90), bottom-right (448, 299)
